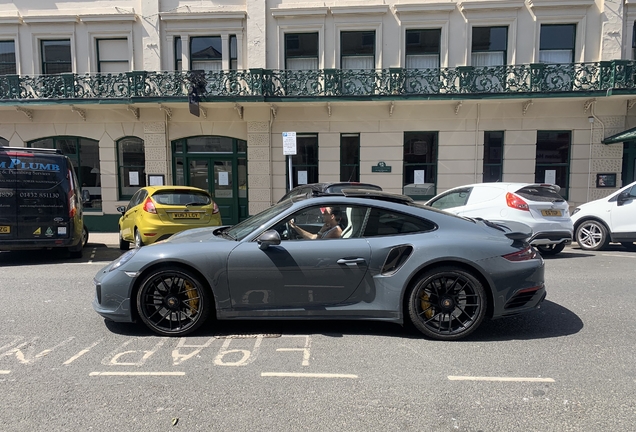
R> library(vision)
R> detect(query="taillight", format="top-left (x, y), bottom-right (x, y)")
top-left (503, 246), bottom-right (537, 262)
top-left (68, 169), bottom-right (77, 218)
top-left (506, 192), bottom-right (529, 211)
top-left (212, 201), bottom-right (219, 214)
top-left (143, 197), bottom-right (157, 214)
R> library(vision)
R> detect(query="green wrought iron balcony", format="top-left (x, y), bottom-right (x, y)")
top-left (1, 61), bottom-right (635, 105)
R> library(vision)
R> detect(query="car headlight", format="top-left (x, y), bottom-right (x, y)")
top-left (109, 248), bottom-right (139, 272)
top-left (571, 208), bottom-right (580, 216)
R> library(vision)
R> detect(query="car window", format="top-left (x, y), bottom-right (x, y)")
top-left (127, 190), bottom-right (142, 211)
top-left (226, 200), bottom-right (292, 241)
top-left (428, 188), bottom-right (472, 210)
top-left (152, 189), bottom-right (211, 206)
top-left (362, 208), bottom-right (436, 237)
top-left (515, 185), bottom-right (564, 203)
top-left (268, 204), bottom-right (365, 241)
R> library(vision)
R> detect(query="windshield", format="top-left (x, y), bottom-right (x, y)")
top-left (225, 200), bottom-right (292, 241)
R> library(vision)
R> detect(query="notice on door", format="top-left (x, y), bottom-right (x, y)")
top-left (218, 171), bottom-right (229, 186)
top-left (129, 171), bottom-right (140, 186)
top-left (544, 170), bottom-right (556, 185)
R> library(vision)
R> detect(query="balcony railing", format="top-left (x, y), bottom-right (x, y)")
top-left (1, 61), bottom-right (635, 104)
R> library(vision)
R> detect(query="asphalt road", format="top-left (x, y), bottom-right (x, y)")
top-left (0, 242), bottom-right (634, 431)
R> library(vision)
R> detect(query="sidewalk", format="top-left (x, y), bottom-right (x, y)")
top-left (87, 232), bottom-right (119, 246)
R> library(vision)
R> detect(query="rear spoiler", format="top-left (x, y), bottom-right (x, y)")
top-left (475, 218), bottom-right (532, 242)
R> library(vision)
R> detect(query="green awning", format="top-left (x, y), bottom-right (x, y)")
top-left (602, 126), bottom-right (636, 144)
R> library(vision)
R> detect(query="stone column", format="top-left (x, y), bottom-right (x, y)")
top-left (140, 0), bottom-right (161, 71)
top-left (246, 0), bottom-right (267, 68)
top-left (601, 0), bottom-right (624, 60)
top-left (247, 121), bottom-right (272, 215)
top-left (143, 122), bottom-right (169, 185)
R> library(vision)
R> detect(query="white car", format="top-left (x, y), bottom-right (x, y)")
top-left (570, 180), bottom-right (636, 251)
top-left (426, 182), bottom-right (573, 255)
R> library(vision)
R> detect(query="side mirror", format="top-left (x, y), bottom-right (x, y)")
top-left (257, 230), bottom-right (281, 250)
top-left (617, 191), bottom-right (630, 206)
top-left (116, 205), bottom-right (127, 214)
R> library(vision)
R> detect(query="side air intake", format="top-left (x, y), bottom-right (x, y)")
top-left (381, 245), bottom-right (413, 275)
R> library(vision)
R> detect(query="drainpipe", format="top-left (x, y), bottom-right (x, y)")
top-left (269, 105), bottom-right (274, 205)
top-left (587, 115), bottom-right (594, 202)
top-left (475, 103), bottom-right (480, 183)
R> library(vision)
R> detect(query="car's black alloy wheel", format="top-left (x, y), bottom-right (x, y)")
top-left (408, 266), bottom-right (486, 341)
top-left (575, 220), bottom-right (609, 251)
top-left (137, 267), bottom-right (211, 336)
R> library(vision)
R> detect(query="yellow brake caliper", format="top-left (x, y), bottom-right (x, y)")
top-left (184, 281), bottom-right (199, 316)
top-left (420, 293), bottom-right (434, 319)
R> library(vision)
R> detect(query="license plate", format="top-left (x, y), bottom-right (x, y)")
top-left (173, 213), bottom-right (201, 219)
top-left (541, 210), bottom-right (562, 217)
top-left (0, 226), bottom-right (9, 233)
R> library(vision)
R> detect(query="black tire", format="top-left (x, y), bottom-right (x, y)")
top-left (82, 225), bottom-right (89, 247)
top-left (136, 266), bottom-right (211, 336)
top-left (408, 266), bottom-right (486, 341)
top-left (621, 242), bottom-right (636, 252)
top-left (69, 246), bottom-right (83, 259)
top-left (575, 220), bottom-right (609, 251)
top-left (134, 228), bottom-right (144, 248)
top-left (536, 243), bottom-right (566, 256)
top-left (119, 229), bottom-right (130, 251)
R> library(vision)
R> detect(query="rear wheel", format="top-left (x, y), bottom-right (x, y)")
top-left (119, 228), bottom-right (130, 251)
top-left (575, 220), bottom-right (609, 251)
top-left (82, 225), bottom-right (89, 247)
top-left (136, 266), bottom-right (211, 336)
top-left (536, 243), bottom-right (566, 256)
top-left (408, 266), bottom-right (486, 341)
top-left (134, 228), bottom-right (144, 248)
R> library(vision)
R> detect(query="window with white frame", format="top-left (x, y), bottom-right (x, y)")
top-left (174, 37), bottom-right (182, 71)
top-left (191, 36), bottom-right (222, 71)
top-left (285, 33), bottom-right (318, 70)
top-left (230, 35), bottom-right (237, 70)
top-left (539, 24), bottom-right (575, 64)
top-left (0, 40), bottom-right (16, 75)
top-left (405, 29), bottom-right (440, 69)
top-left (97, 38), bottom-right (129, 73)
top-left (471, 27), bottom-right (507, 66)
top-left (41, 40), bottom-right (72, 74)
top-left (117, 137), bottom-right (146, 200)
top-left (341, 31), bottom-right (375, 70)
top-left (632, 23), bottom-right (636, 60)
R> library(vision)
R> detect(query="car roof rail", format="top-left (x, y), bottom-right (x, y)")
top-left (0, 146), bottom-right (63, 155)
top-left (341, 188), bottom-right (414, 203)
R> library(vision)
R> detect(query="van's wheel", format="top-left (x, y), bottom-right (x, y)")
top-left (536, 243), bottom-right (565, 256)
top-left (82, 225), bottom-right (89, 247)
top-left (119, 228), bottom-right (130, 251)
top-left (134, 229), bottom-right (144, 248)
top-left (68, 244), bottom-right (83, 259)
top-left (407, 266), bottom-right (486, 341)
top-left (136, 266), bottom-right (211, 336)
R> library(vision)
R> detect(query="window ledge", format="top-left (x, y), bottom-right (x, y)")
top-left (459, 1), bottom-right (524, 12)
top-left (22, 14), bottom-right (79, 24)
top-left (0, 12), bottom-right (21, 24)
top-left (393, 3), bottom-right (456, 14)
top-left (330, 5), bottom-right (389, 16)
top-left (159, 10), bottom-right (246, 21)
top-left (271, 6), bottom-right (328, 18)
top-left (80, 13), bottom-right (137, 23)
top-left (526, 0), bottom-right (595, 10)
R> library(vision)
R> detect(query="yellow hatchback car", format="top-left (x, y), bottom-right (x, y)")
top-left (116, 186), bottom-right (223, 250)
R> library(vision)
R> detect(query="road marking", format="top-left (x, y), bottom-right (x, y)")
top-left (89, 371), bottom-right (186, 376)
top-left (0, 370), bottom-right (10, 374)
top-left (87, 247), bottom-right (97, 264)
top-left (63, 340), bottom-right (102, 365)
top-left (261, 372), bottom-right (358, 379)
top-left (601, 253), bottom-right (636, 259)
top-left (448, 376), bottom-right (555, 382)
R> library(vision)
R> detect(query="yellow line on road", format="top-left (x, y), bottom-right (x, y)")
top-left (448, 375), bottom-right (554, 382)
top-left (601, 253), bottom-right (636, 259)
top-left (261, 372), bottom-right (358, 379)
top-left (0, 370), bottom-right (10, 374)
top-left (89, 371), bottom-right (185, 376)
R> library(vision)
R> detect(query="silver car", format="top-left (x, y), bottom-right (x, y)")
top-left (93, 190), bottom-right (546, 341)
top-left (426, 183), bottom-right (573, 256)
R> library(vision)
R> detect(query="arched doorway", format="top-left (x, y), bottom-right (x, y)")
top-left (172, 136), bottom-right (247, 225)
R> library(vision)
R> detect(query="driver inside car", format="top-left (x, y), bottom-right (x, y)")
top-left (289, 206), bottom-right (344, 239)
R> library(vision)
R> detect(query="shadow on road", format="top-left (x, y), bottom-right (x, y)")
top-left (103, 300), bottom-right (582, 343)
top-left (0, 243), bottom-right (124, 266)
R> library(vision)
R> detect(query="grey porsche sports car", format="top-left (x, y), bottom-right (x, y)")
top-left (93, 190), bottom-right (546, 341)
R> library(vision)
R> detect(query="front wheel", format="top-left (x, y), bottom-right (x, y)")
top-left (136, 267), bottom-right (212, 336)
top-left (575, 220), bottom-right (609, 251)
top-left (408, 266), bottom-right (486, 341)
top-left (82, 225), bottom-right (89, 247)
top-left (536, 243), bottom-right (566, 256)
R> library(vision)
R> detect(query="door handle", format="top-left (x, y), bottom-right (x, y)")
top-left (337, 258), bottom-right (366, 266)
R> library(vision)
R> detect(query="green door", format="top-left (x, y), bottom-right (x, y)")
top-left (623, 142), bottom-right (636, 186)
top-left (187, 157), bottom-right (237, 225)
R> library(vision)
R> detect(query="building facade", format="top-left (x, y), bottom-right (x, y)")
top-left (1, 0), bottom-right (635, 231)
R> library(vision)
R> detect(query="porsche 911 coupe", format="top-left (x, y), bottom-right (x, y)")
top-left (93, 190), bottom-right (546, 341)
